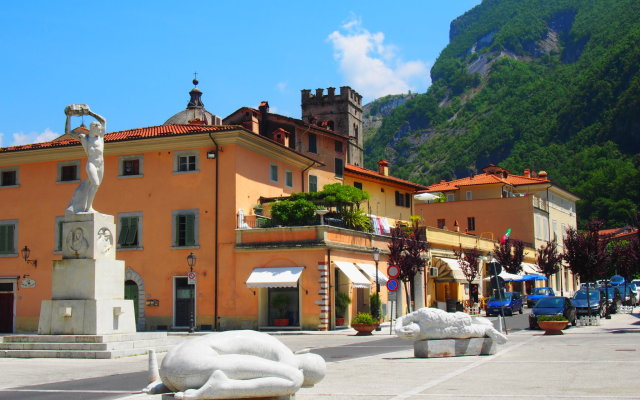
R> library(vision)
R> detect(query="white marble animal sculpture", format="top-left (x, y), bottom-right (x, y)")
top-left (144, 330), bottom-right (326, 399)
top-left (395, 307), bottom-right (507, 344)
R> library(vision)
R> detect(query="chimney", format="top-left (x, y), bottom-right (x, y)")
top-left (524, 168), bottom-right (531, 178)
top-left (440, 180), bottom-right (446, 184)
top-left (538, 171), bottom-right (548, 180)
top-left (258, 101), bottom-right (269, 138)
top-left (377, 160), bottom-right (389, 176)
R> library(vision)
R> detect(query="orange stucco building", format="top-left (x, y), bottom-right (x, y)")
top-left (0, 85), bottom-right (554, 334)
top-left (414, 164), bottom-right (580, 297)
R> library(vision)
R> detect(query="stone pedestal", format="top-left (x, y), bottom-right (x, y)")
top-left (38, 213), bottom-right (136, 335)
top-left (413, 337), bottom-right (497, 358)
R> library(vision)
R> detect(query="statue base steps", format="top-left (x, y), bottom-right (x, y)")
top-left (0, 332), bottom-right (177, 359)
top-left (413, 337), bottom-right (497, 358)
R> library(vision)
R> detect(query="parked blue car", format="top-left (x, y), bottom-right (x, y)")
top-left (485, 291), bottom-right (523, 316)
top-left (571, 289), bottom-right (605, 317)
top-left (529, 296), bottom-right (577, 329)
top-left (526, 287), bottom-right (555, 307)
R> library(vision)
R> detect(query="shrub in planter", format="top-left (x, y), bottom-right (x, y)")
top-left (351, 312), bottom-right (379, 336)
top-left (271, 294), bottom-right (290, 326)
top-left (537, 314), bottom-right (568, 335)
top-left (537, 315), bottom-right (568, 322)
top-left (335, 292), bottom-right (351, 325)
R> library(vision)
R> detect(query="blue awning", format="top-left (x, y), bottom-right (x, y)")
top-left (514, 274), bottom-right (548, 282)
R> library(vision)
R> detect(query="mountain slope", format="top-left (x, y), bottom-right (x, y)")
top-left (364, 0), bottom-right (640, 228)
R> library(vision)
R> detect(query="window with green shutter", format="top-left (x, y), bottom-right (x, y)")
top-left (176, 214), bottom-right (195, 247)
top-left (309, 175), bottom-right (318, 193)
top-left (0, 223), bottom-right (16, 254)
top-left (118, 216), bottom-right (139, 248)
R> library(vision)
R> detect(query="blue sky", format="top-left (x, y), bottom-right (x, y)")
top-left (0, 1), bottom-right (480, 147)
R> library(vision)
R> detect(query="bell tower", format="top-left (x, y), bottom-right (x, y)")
top-left (301, 86), bottom-right (364, 166)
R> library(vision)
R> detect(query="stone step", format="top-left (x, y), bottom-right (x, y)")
top-left (0, 345), bottom-right (175, 359)
top-left (0, 332), bottom-right (180, 359)
top-left (2, 332), bottom-right (168, 343)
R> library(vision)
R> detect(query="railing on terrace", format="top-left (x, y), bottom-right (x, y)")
top-left (240, 215), bottom-right (346, 229)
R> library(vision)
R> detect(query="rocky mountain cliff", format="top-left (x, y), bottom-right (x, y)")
top-left (363, 0), bottom-right (640, 228)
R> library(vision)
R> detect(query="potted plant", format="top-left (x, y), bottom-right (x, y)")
top-left (271, 293), bottom-right (290, 326)
top-left (252, 204), bottom-right (264, 216)
top-left (351, 312), bottom-right (379, 335)
top-left (537, 314), bottom-right (568, 335)
top-left (335, 292), bottom-right (351, 326)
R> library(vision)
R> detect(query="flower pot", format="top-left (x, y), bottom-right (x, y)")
top-left (538, 320), bottom-right (567, 335)
top-left (273, 318), bottom-right (289, 327)
top-left (336, 317), bottom-right (345, 326)
top-left (351, 323), bottom-right (378, 336)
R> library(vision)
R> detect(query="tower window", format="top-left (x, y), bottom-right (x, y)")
top-left (308, 133), bottom-right (317, 154)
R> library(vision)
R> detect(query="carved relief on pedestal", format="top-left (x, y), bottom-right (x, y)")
top-left (66, 227), bottom-right (89, 258)
top-left (97, 227), bottom-right (114, 255)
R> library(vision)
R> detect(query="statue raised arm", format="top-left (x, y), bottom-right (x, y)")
top-left (64, 104), bottom-right (106, 215)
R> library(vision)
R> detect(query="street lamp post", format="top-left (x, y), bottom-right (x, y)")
top-left (187, 252), bottom-right (197, 333)
top-left (372, 247), bottom-right (381, 331)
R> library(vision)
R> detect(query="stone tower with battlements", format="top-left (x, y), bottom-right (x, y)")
top-left (301, 86), bottom-right (364, 166)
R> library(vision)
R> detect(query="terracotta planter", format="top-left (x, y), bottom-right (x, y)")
top-left (273, 318), bottom-right (289, 327)
top-left (538, 320), bottom-right (568, 335)
top-left (351, 323), bottom-right (378, 336)
top-left (336, 317), bottom-right (345, 326)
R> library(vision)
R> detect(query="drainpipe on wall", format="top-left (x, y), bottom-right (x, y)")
top-left (327, 248), bottom-right (332, 330)
top-left (208, 132), bottom-right (221, 330)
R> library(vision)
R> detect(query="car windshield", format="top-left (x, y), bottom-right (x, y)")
top-left (600, 288), bottom-right (618, 299)
top-left (489, 293), bottom-right (512, 302)
top-left (532, 288), bottom-right (551, 295)
top-left (535, 297), bottom-right (564, 308)
top-left (573, 290), bottom-right (600, 301)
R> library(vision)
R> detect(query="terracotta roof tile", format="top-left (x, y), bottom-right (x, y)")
top-left (345, 164), bottom-right (427, 190)
top-left (419, 172), bottom-right (550, 193)
top-left (0, 124), bottom-right (243, 153)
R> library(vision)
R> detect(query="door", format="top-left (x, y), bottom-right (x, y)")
top-left (356, 288), bottom-right (368, 313)
top-left (174, 277), bottom-right (194, 328)
top-left (0, 293), bottom-right (13, 333)
top-left (124, 280), bottom-right (139, 325)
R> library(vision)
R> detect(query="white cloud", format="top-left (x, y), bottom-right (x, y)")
top-left (328, 19), bottom-right (429, 100)
top-left (0, 133), bottom-right (3, 148)
top-left (10, 128), bottom-right (59, 146)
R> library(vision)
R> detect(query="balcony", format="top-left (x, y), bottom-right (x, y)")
top-left (235, 224), bottom-right (383, 251)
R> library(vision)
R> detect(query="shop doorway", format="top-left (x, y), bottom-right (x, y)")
top-left (268, 287), bottom-right (299, 327)
top-left (174, 277), bottom-right (194, 328)
top-left (0, 281), bottom-right (15, 333)
top-left (124, 280), bottom-right (139, 326)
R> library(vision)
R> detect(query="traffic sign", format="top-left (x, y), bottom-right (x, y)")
top-left (487, 261), bottom-right (502, 276)
top-left (387, 265), bottom-right (400, 278)
top-left (386, 278), bottom-right (399, 292)
top-left (490, 275), bottom-right (505, 290)
top-left (187, 271), bottom-right (197, 285)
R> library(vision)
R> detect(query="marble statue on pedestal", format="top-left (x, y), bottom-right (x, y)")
top-left (395, 307), bottom-right (507, 344)
top-left (37, 105), bottom-right (136, 335)
top-left (144, 330), bottom-right (326, 400)
top-left (63, 104), bottom-right (106, 215)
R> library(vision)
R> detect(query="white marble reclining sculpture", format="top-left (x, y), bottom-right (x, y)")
top-left (144, 330), bottom-right (326, 399)
top-left (395, 307), bottom-right (507, 344)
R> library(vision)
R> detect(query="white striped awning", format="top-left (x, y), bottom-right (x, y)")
top-left (332, 261), bottom-right (371, 288)
top-left (356, 263), bottom-right (388, 284)
top-left (246, 267), bottom-right (304, 288)
top-left (433, 257), bottom-right (480, 283)
top-left (521, 263), bottom-right (539, 274)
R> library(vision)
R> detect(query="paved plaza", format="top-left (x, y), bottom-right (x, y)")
top-left (0, 312), bottom-right (639, 400)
